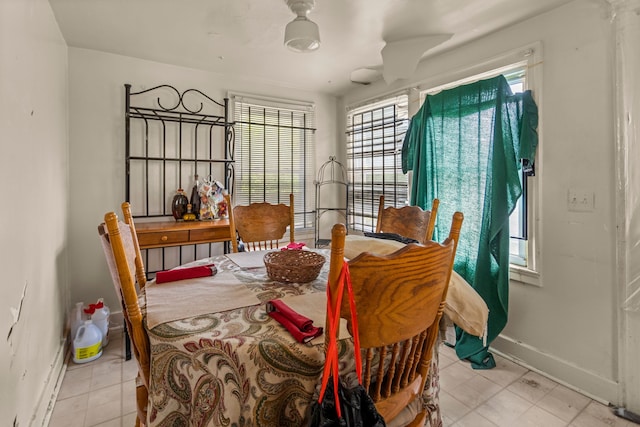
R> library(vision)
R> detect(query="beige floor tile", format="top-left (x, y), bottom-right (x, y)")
top-left (91, 418), bottom-right (121, 427)
top-left (88, 383), bottom-right (122, 408)
top-left (57, 369), bottom-right (93, 400)
top-left (440, 343), bottom-right (458, 360)
top-left (448, 374), bottom-right (502, 409)
top-left (121, 379), bottom-right (138, 415)
top-left (439, 390), bottom-right (473, 423)
top-left (92, 357), bottom-right (123, 376)
top-left (48, 409), bottom-right (86, 427)
top-left (451, 411), bottom-right (499, 427)
top-left (442, 412), bottom-right (460, 426)
top-left (439, 350), bottom-right (459, 369)
top-left (63, 364), bottom-right (94, 381)
top-left (537, 384), bottom-right (591, 423)
top-left (105, 341), bottom-right (124, 355)
top-left (440, 361), bottom-right (477, 390)
top-left (570, 401), bottom-right (633, 427)
top-left (518, 405), bottom-right (568, 427)
top-left (475, 389), bottom-right (533, 427)
top-left (507, 371), bottom-right (558, 403)
top-left (49, 392), bottom-right (87, 427)
top-left (84, 399), bottom-right (121, 427)
top-left (50, 393), bottom-right (89, 418)
top-left (90, 368), bottom-right (123, 391)
top-left (85, 381), bottom-right (123, 426)
top-left (442, 413), bottom-right (456, 427)
top-left (122, 412), bottom-right (138, 427)
top-left (475, 354), bottom-right (528, 388)
top-left (91, 356), bottom-right (123, 388)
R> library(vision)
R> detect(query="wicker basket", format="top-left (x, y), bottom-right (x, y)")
top-left (263, 250), bottom-right (326, 283)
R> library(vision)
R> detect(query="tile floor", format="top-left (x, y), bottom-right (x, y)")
top-left (48, 328), bottom-right (636, 427)
top-left (49, 329), bottom-right (137, 427)
top-left (437, 344), bottom-right (636, 427)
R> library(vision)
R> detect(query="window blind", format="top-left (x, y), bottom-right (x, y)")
top-left (232, 94), bottom-right (316, 228)
top-left (346, 94), bottom-right (409, 232)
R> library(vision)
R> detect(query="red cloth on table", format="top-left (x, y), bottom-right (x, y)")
top-left (281, 242), bottom-right (306, 250)
top-left (155, 264), bottom-right (216, 284)
top-left (267, 299), bottom-right (323, 343)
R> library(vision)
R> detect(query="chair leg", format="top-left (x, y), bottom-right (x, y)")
top-left (135, 381), bottom-right (148, 426)
top-left (124, 321), bottom-right (132, 361)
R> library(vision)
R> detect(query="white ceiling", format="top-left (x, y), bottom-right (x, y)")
top-left (48, 0), bottom-right (573, 96)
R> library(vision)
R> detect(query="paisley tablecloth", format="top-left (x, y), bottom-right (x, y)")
top-left (145, 250), bottom-right (442, 427)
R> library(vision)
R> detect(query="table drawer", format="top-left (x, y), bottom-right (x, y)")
top-left (190, 227), bottom-right (231, 242)
top-left (138, 230), bottom-right (189, 247)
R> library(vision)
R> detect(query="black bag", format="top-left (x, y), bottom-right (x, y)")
top-left (363, 231), bottom-right (419, 244)
top-left (309, 261), bottom-right (386, 427)
top-left (309, 377), bottom-right (386, 427)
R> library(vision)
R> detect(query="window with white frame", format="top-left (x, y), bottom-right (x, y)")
top-left (346, 94), bottom-right (409, 232)
top-left (231, 93), bottom-right (316, 229)
top-left (419, 61), bottom-right (537, 271)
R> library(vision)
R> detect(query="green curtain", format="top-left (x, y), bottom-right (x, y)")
top-left (402, 75), bottom-right (538, 369)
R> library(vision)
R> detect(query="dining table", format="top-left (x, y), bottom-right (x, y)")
top-left (143, 248), bottom-right (443, 427)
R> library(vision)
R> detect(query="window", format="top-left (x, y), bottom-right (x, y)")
top-left (231, 94), bottom-right (316, 229)
top-left (419, 60), bottom-right (538, 272)
top-left (502, 69), bottom-right (532, 267)
top-left (346, 94), bottom-right (409, 232)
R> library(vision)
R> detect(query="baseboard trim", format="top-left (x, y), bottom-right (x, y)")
top-left (33, 338), bottom-right (68, 426)
top-left (492, 334), bottom-right (619, 405)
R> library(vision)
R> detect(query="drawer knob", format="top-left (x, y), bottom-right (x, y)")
top-left (161, 235), bottom-right (168, 241)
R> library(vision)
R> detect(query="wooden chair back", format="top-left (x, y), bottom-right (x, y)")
top-left (98, 208), bottom-right (150, 427)
top-left (327, 211), bottom-right (463, 425)
top-left (121, 202), bottom-right (147, 290)
top-left (230, 193), bottom-right (295, 252)
top-left (375, 195), bottom-right (439, 244)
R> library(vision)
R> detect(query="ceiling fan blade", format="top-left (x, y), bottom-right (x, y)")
top-left (350, 67), bottom-right (383, 85)
top-left (381, 34), bottom-right (452, 84)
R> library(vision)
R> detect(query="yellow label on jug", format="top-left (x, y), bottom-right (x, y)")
top-left (75, 341), bottom-right (101, 360)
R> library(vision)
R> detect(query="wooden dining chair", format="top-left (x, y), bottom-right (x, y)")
top-left (375, 195), bottom-right (439, 244)
top-left (327, 211), bottom-right (463, 426)
top-left (121, 202), bottom-right (147, 291)
top-left (98, 204), bottom-right (150, 427)
top-left (230, 193), bottom-right (295, 252)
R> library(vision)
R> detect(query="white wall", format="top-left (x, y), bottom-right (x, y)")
top-left (343, 0), bottom-right (621, 404)
top-left (66, 48), bottom-right (339, 319)
top-left (0, 0), bottom-right (69, 425)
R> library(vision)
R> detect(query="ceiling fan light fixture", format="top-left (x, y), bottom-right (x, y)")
top-left (283, 0), bottom-right (319, 53)
top-left (284, 16), bottom-right (320, 52)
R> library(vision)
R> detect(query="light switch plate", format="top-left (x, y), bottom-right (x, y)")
top-left (568, 189), bottom-right (595, 212)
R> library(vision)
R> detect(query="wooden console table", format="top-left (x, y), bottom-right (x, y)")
top-left (135, 219), bottom-right (233, 250)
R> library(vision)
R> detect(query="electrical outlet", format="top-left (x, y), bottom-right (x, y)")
top-left (568, 189), bottom-right (595, 212)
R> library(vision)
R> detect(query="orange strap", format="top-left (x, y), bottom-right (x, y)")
top-left (317, 261), bottom-right (361, 419)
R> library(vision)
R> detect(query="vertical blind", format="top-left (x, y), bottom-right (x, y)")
top-left (346, 94), bottom-right (409, 232)
top-left (232, 94), bottom-right (316, 228)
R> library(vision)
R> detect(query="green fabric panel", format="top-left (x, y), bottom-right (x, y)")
top-left (401, 75), bottom-right (539, 368)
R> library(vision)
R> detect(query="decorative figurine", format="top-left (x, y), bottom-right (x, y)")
top-left (198, 176), bottom-right (225, 220)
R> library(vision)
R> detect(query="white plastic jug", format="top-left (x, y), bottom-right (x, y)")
top-left (72, 320), bottom-right (103, 364)
top-left (70, 302), bottom-right (86, 343)
top-left (91, 298), bottom-right (110, 347)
